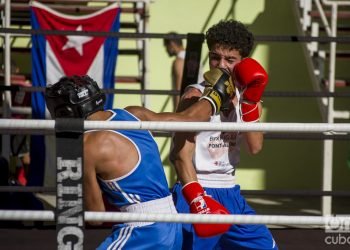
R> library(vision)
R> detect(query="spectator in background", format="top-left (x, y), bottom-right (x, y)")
top-left (164, 32), bottom-right (205, 111)
top-left (0, 60), bottom-right (31, 186)
top-left (164, 32), bottom-right (186, 110)
top-left (0, 155), bottom-right (44, 227)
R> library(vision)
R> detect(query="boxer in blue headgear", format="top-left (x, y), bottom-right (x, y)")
top-left (45, 74), bottom-right (234, 250)
top-left (45, 75), bottom-right (105, 119)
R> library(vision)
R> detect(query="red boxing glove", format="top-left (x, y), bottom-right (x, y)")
top-left (182, 181), bottom-right (231, 237)
top-left (233, 58), bottom-right (268, 122)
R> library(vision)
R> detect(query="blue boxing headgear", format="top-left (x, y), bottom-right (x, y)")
top-left (45, 75), bottom-right (106, 119)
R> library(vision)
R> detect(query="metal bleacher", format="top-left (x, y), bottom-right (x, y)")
top-left (294, 0), bottom-right (350, 215)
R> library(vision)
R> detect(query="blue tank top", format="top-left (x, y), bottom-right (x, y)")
top-left (96, 109), bottom-right (171, 208)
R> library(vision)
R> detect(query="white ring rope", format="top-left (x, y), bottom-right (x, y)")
top-left (0, 210), bottom-right (349, 226)
top-left (0, 119), bottom-right (350, 134)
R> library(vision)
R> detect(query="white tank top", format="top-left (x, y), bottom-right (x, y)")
top-left (189, 82), bottom-right (242, 188)
top-left (177, 50), bottom-right (186, 60)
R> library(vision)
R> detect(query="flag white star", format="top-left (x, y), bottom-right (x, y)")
top-left (62, 25), bottom-right (93, 56)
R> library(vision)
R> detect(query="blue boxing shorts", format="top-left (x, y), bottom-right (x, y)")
top-left (172, 183), bottom-right (278, 250)
top-left (97, 222), bottom-right (182, 250)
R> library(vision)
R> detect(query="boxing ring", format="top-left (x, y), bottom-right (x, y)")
top-left (1, 1), bottom-right (350, 249)
top-left (1, 120), bottom-right (350, 249)
top-left (1, 47), bottom-right (350, 250)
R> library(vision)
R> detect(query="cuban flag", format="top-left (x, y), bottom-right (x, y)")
top-left (29, 1), bottom-right (121, 186)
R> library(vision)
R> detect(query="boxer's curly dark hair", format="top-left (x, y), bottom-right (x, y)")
top-left (205, 20), bottom-right (254, 58)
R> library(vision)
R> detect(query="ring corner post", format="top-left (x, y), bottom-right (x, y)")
top-left (55, 118), bottom-right (85, 250)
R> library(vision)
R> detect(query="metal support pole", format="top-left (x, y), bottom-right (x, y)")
top-left (1, 0), bottom-right (12, 159)
top-left (322, 3), bottom-right (338, 216)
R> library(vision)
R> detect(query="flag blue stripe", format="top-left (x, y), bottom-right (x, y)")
top-left (31, 9), bottom-right (47, 119)
top-left (28, 9), bottom-right (46, 186)
top-left (103, 10), bottom-right (121, 109)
